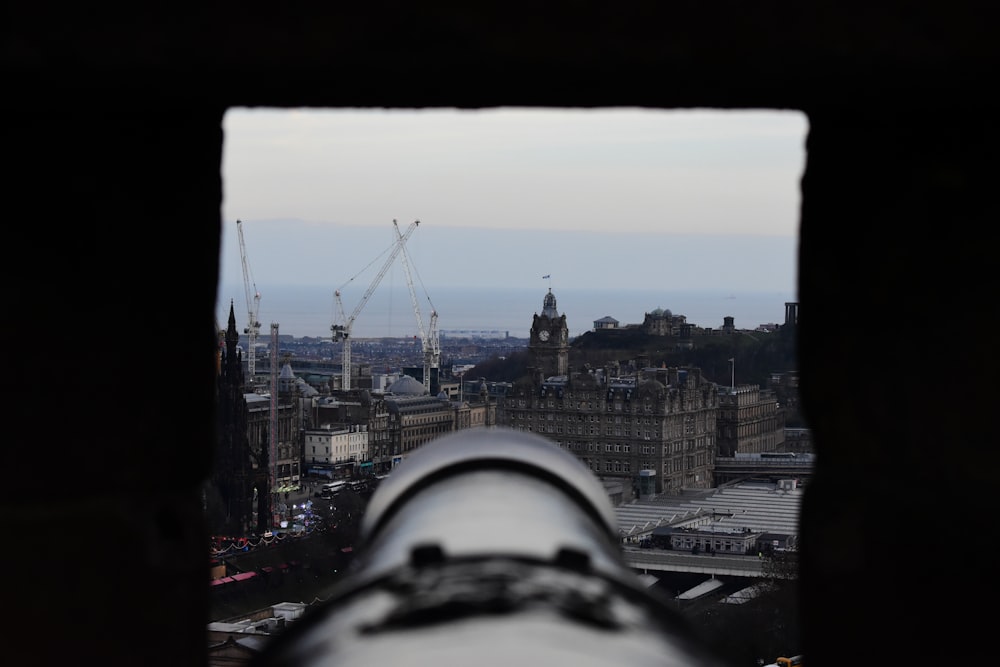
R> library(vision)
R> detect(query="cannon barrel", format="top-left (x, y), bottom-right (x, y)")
top-left (251, 428), bottom-right (727, 667)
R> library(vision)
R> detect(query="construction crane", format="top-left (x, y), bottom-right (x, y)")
top-left (237, 220), bottom-right (262, 386)
top-left (332, 220), bottom-right (420, 390)
top-left (395, 220), bottom-right (440, 393)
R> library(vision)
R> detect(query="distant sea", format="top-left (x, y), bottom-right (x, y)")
top-left (216, 284), bottom-right (797, 340)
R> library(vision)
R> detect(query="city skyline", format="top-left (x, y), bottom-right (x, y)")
top-left (216, 283), bottom-right (795, 340)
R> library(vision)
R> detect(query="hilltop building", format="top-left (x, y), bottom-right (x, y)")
top-left (593, 315), bottom-right (619, 330)
top-left (592, 301), bottom-right (800, 338)
top-left (642, 307), bottom-right (693, 337)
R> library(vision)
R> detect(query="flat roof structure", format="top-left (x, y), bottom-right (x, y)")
top-left (615, 481), bottom-right (803, 541)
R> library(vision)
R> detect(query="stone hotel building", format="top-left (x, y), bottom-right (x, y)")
top-left (499, 289), bottom-right (720, 495)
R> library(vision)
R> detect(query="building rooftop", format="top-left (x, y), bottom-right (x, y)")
top-left (386, 374), bottom-right (425, 396)
top-left (615, 480), bottom-right (803, 540)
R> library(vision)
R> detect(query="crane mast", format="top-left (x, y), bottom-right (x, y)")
top-left (331, 291), bottom-right (351, 389)
top-left (395, 220), bottom-right (439, 393)
top-left (237, 220), bottom-right (262, 387)
top-left (332, 220), bottom-right (420, 390)
top-left (269, 322), bottom-right (279, 529)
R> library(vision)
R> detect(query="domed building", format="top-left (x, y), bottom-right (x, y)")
top-left (386, 374), bottom-right (427, 396)
top-left (643, 306), bottom-right (685, 336)
top-left (384, 374), bottom-right (454, 467)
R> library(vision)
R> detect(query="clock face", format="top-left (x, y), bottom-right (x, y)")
top-left (538, 330), bottom-right (550, 341)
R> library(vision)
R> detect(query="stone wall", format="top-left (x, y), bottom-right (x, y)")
top-left (5, 3), bottom-right (997, 666)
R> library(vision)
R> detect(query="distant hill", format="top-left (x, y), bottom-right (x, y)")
top-left (469, 325), bottom-right (798, 390)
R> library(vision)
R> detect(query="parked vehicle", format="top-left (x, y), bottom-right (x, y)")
top-left (320, 481), bottom-right (348, 498)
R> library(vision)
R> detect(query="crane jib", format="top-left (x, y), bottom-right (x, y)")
top-left (331, 220), bottom-right (431, 390)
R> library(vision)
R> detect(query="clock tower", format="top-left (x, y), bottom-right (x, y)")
top-left (530, 288), bottom-right (569, 378)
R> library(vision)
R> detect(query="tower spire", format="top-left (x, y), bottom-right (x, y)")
top-left (225, 300), bottom-right (244, 387)
top-left (541, 288), bottom-right (559, 318)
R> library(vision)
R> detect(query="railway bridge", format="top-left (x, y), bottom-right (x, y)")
top-left (622, 547), bottom-right (784, 578)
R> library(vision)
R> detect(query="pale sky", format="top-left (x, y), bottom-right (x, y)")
top-left (219, 107), bottom-right (808, 295)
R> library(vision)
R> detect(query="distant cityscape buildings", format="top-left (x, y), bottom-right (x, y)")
top-left (592, 298), bottom-right (797, 338)
top-left (207, 289), bottom-right (801, 538)
top-left (499, 289), bottom-right (794, 495)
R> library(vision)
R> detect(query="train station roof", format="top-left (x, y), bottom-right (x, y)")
top-left (615, 481), bottom-right (802, 540)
